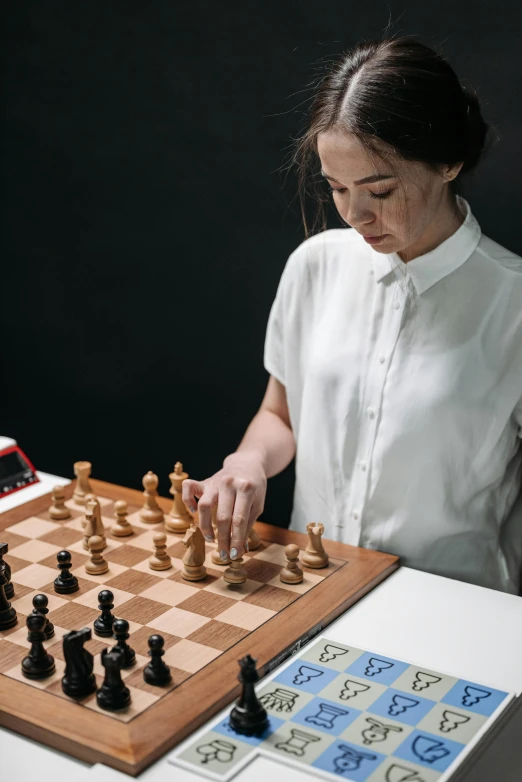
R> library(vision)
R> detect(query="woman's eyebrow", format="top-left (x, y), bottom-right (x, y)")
top-left (321, 170), bottom-right (395, 186)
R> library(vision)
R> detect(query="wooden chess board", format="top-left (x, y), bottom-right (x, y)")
top-left (0, 479), bottom-right (399, 775)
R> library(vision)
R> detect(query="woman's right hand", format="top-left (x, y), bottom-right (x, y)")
top-left (181, 451), bottom-right (267, 561)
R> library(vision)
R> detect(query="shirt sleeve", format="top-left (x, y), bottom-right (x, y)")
top-left (516, 398), bottom-right (522, 438)
top-left (263, 245), bottom-right (307, 387)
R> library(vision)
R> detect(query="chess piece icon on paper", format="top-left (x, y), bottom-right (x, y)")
top-left (72, 461), bottom-right (93, 505)
top-left (319, 644), bottom-right (349, 663)
top-left (149, 531), bottom-right (172, 571)
top-left (292, 665), bottom-right (324, 686)
top-left (360, 717), bottom-right (403, 745)
top-left (49, 485), bottom-right (71, 520)
top-left (301, 522), bottom-right (328, 569)
top-left (339, 680), bottom-right (370, 701)
top-left (332, 744), bottom-right (377, 773)
top-left (110, 500), bottom-right (133, 537)
top-left (259, 687), bottom-right (299, 713)
top-left (181, 525), bottom-right (206, 581)
top-left (440, 710), bottom-right (471, 733)
top-left (165, 462), bottom-right (192, 533)
top-left (412, 671), bottom-right (442, 692)
top-left (140, 471), bottom-right (165, 524)
top-left (305, 702), bottom-right (349, 730)
top-left (274, 728), bottom-right (320, 757)
top-left (196, 739), bottom-right (237, 765)
top-left (412, 736), bottom-right (450, 764)
top-left (385, 765), bottom-right (426, 782)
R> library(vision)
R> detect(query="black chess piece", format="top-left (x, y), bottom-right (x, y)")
top-left (0, 542), bottom-right (14, 599)
top-left (229, 654), bottom-right (269, 737)
top-left (54, 550), bottom-right (79, 594)
top-left (143, 634), bottom-right (172, 686)
top-left (112, 618), bottom-right (136, 667)
top-left (62, 626), bottom-right (97, 698)
top-left (0, 565), bottom-right (17, 631)
top-left (21, 613), bottom-right (56, 679)
top-left (96, 647), bottom-right (131, 711)
top-left (32, 593), bottom-right (54, 640)
top-left (93, 590), bottom-right (116, 637)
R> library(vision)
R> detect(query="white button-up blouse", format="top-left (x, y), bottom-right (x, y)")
top-left (263, 195), bottom-right (522, 593)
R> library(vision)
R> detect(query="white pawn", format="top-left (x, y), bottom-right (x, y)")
top-left (280, 544), bottom-right (304, 584)
top-left (110, 500), bottom-right (133, 537)
top-left (85, 535), bottom-right (109, 575)
top-left (140, 471), bottom-right (165, 524)
top-left (149, 531), bottom-right (172, 571)
top-left (223, 558), bottom-right (247, 585)
top-left (49, 485), bottom-right (71, 520)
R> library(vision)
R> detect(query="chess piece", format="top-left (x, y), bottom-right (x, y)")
top-left (143, 634), bottom-right (172, 686)
top-left (54, 550), bottom-right (79, 594)
top-left (82, 496), bottom-right (107, 551)
top-left (149, 531), bottom-right (172, 571)
top-left (0, 565), bottom-right (17, 630)
top-left (21, 613), bottom-right (55, 679)
top-left (112, 619), bottom-right (136, 668)
top-left (61, 627), bottom-right (96, 698)
top-left (85, 535), bottom-right (108, 575)
top-left (139, 471), bottom-right (164, 524)
top-left (32, 593), bottom-right (55, 639)
top-left (223, 558), bottom-right (247, 585)
top-left (49, 485), bottom-right (71, 520)
top-left (181, 524), bottom-right (207, 581)
top-left (229, 655), bottom-right (269, 736)
top-left (72, 460), bottom-right (93, 505)
top-left (93, 590), bottom-right (115, 637)
top-left (247, 524), bottom-right (261, 551)
top-left (280, 544), bottom-right (304, 584)
top-left (211, 505), bottom-right (230, 566)
top-left (165, 462), bottom-right (192, 533)
top-left (96, 647), bottom-right (131, 711)
top-left (110, 500), bottom-right (133, 537)
top-left (0, 542), bottom-right (14, 599)
top-left (301, 522), bottom-right (329, 569)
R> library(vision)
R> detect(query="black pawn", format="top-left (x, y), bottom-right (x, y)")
top-left (143, 634), bottom-right (172, 686)
top-left (96, 647), bottom-right (131, 711)
top-left (93, 590), bottom-right (115, 637)
top-left (229, 654), bottom-right (269, 737)
top-left (21, 613), bottom-right (55, 679)
top-left (62, 626), bottom-right (97, 698)
top-left (54, 550), bottom-right (79, 594)
top-left (32, 593), bottom-right (55, 640)
top-left (0, 565), bottom-right (17, 631)
top-left (112, 618), bottom-right (136, 668)
top-left (0, 542), bottom-right (14, 599)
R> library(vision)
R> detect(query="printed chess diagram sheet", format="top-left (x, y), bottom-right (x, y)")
top-left (170, 636), bottom-right (515, 781)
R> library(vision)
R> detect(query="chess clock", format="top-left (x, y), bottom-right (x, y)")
top-left (0, 437), bottom-right (39, 498)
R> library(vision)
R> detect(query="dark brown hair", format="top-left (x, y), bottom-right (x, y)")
top-left (288, 34), bottom-right (497, 238)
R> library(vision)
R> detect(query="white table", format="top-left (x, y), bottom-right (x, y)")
top-left (2, 481), bottom-right (522, 782)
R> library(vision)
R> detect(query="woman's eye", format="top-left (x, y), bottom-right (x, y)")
top-left (327, 185), bottom-right (392, 200)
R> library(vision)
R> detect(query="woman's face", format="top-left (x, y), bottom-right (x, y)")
top-left (317, 129), bottom-right (463, 261)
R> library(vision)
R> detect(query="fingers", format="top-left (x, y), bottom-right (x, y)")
top-left (182, 479), bottom-right (204, 516)
top-left (229, 489), bottom-right (254, 559)
top-left (215, 485), bottom-right (236, 561)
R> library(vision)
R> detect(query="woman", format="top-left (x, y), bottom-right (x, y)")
top-left (183, 35), bottom-right (522, 593)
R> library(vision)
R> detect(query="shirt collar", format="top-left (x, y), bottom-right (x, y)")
top-left (369, 195), bottom-right (482, 295)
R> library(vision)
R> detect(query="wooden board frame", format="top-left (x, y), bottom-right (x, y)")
top-left (0, 479), bottom-right (399, 775)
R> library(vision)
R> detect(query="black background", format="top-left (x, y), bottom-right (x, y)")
top-left (3, 1), bottom-right (521, 524)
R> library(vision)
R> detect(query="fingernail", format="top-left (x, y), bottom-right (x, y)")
top-left (219, 550), bottom-right (228, 561)
top-left (245, 542), bottom-right (249, 552)
top-left (230, 547), bottom-right (238, 560)
top-left (204, 534), bottom-right (214, 542)
top-left (189, 506), bottom-right (197, 514)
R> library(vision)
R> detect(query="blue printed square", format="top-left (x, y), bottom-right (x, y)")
top-left (292, 697), bottom-right (361, 736)
top-left (345, 653), bottom-right (409, 686)
top-left (393, 729), bottom-right (464, 772)
top-left (441, 680), bottom-right (509, 717)
top-left (214, 714), bottom-right (284, 746)
top-left (368, 688), bottom-right (435, 726)
top-left (274, 661), bottom-right (339, 695)
top-left (313, 739), bottom-right (386, 780)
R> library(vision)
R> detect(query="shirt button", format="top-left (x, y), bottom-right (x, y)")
top-left (367, 407), bottom-right (375, 419)
top-left (352, 510), bottom-right (360, 520)
top-left (378, 354), bottom-right (385, 363)
top-left (360, 461), bottom-right (367, 471)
